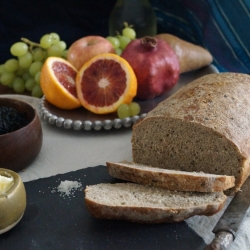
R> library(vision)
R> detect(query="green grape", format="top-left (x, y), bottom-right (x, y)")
top-left (50, 32), bottom-right (60, 44)
top-left (122, 27), bottom-right (136, 40)
top-left (12, 77), bottom-right (25, 93)
top-left (7, 80), bottom-right (14, 88)
top-left (3, 33), bottom-right (67, 94)
top-left (129, 102), bottom-right (141, 116)
top-left (117, 104), bottom-right (130, 119)
top-left (40, 34), bottom-right (53, 49)
top-left (53, 41), bottom-right (67, 51)
top-left (0, 64), bottom-right (7, 75)
top-left (43, 50), bottom-right (48, 61)
top-left (31, 84), bottom-right (43, 98)
top-left (4, 59), bottom-right (19, 73)
top-left (115, 48), bottom-right (123, 56)
top-left (19, 52), bottom-right (33, 68)
top-left (0, 72), bottom-right (15, 86)
top-left (22, 71), bottom-right (31, 81)
top-left (10, 42), bottom-right (28, 57)
top-left (29, 61), bottom-right (43, 76)
top-left (32, 48), bottom-right (46, 61)
top-left (16, 66), bottom-right (26, 76)
top-left (62, 50), bottom-right (68, 59)
top-left (118, 36), bottom-right (131, 49)
top-left (25, 78), bottom-right (36, 91)
top-left (106, 36), bottom-right (120, 49)
top-left (34, 72), bottom-right (41, 84)
top-left (47, 45), bottom-right (62, 57)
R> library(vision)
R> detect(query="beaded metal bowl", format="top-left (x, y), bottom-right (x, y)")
top-left (39, 96), bottom-right (147, 131)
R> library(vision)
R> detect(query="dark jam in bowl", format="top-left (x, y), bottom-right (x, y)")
top-left (0, 106), bottom-right (29, 135)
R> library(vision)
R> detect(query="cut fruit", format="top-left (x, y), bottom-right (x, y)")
top-left (40, 57), bottom-right (81, 110)
top-left (76, 53), bottom-right (137, 114)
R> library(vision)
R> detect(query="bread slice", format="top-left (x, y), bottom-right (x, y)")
top-left (84, 183), bottom-right (227, 223)
top-left (132, 73), bottom-right (250, 194)
top-left (106, 161), bottom-right (235, 192)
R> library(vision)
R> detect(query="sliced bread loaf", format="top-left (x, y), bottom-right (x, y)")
top-left (106, 161), bottom-right (235, 192)
top-left (84, 183), bottom-right (227, 223)
top-left (132, 73), bottom-right (250, 193)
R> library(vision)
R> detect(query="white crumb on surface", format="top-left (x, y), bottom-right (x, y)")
top-left (51, 180), bottom-right (83, 197)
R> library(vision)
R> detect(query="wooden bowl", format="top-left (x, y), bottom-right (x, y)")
top-left (0, 168), bottom-right (26, 234)
top-left (0, 97), bottom-right (43, 172)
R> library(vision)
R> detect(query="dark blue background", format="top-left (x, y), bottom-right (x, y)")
top-left (0, 0), bottom-right (117, 63)
top-left (1, 0), bottom-right (250, 73)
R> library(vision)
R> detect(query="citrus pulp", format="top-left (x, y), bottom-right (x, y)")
top-left (40, 57), bottom-right (81, 109)
top-left (76, 53), bottom-right (137, 114)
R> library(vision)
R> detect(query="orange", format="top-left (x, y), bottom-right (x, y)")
top-left (76, 53), bottom-right (137, 114)
top-left (40, 57), bottom-right (81, 110)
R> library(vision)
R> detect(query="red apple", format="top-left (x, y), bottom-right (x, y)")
top-left (67, 36), bottom-right (116, 70)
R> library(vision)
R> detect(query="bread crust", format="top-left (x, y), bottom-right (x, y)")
top-left (106, 161), bottom-right (235, 192)
top-left (132, 73), bottom-right (250, 193)
top-left (84, 183), bottom-right (227, 223)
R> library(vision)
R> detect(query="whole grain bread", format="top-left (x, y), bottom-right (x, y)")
top-left (106, 161), bottom-right (235, 192)
top-left (131, 73), bottom-right (250, 194)
top-left (84, 183), bottom-right (227, 223)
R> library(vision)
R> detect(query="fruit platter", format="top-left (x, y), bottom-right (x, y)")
top-left (40, 64), bottom-right (218, 131)
top-left (0, 25), bottom-right (216, 131)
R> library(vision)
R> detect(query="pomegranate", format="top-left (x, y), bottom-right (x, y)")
top-left (121, 36), bottom-right (180, 99)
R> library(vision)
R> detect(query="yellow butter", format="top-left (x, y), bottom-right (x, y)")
top-left (0, 174), bottom-right (14, 195)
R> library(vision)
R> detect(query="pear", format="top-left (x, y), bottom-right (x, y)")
top-left (155, 34), bottom-right (213, 73)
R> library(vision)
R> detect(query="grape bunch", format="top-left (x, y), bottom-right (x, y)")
top-left (0, 33), bottom-right (67, 97)
top-left (117, 102), bottom-right (141, 119)
top-left (106, 23), bottom-right (136, 55)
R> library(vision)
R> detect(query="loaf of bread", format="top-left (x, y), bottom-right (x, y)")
top-left (132, 73), bottom-right (250, 193)
top-left (106, 161), bottom-right (235, 192)
top-left (84, 183), bottom-right (227, 223)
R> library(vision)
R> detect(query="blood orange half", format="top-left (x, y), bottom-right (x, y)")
top-left (40, 57), bottom-right (81, 110)
top-left (76, 53), bottom-right (137, 114)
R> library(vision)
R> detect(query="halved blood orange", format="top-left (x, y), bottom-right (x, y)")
top-left (40, 57), bottom-right (81, 110)
top-left (75, 53), bottom-right (137, 114)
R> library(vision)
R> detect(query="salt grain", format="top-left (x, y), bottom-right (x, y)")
top-left (55, 180), bottom-right (83, 197)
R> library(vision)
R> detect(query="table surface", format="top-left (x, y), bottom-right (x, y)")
top-left (0, 66), bottom-right (249, 250)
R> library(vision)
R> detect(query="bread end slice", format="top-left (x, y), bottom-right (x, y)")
top-left (84, 183), bottom-right (227, 223)
top-left (106, 161), bottom-right (235, 193)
